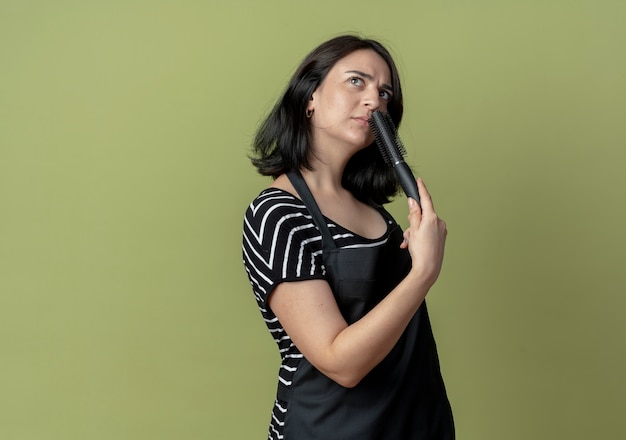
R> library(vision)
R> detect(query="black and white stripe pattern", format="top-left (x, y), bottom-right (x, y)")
top-left (242, 188), bottom-right (392, 440)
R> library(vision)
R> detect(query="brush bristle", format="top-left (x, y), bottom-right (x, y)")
top-left (368, 115), bottom-right (390, 165)
top-left (368, 111), bottom-right (406, 165)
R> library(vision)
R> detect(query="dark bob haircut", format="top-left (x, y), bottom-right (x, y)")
top-left (251, 35), bottom-right (404, 205)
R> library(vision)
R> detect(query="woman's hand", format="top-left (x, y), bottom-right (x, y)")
top-left (400, 178), bottom-right (447, 287)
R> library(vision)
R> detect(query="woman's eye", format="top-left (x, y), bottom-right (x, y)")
top-left (349, 77), bottom-right (364, 86)
top-left (380, 90), bottom-right (392, 101)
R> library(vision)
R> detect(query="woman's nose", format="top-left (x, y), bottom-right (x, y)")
top-left (363, 88), bottom-right (382, 110)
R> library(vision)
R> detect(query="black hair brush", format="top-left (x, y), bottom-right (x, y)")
top-left (368, 110), bottom-right (421, 207)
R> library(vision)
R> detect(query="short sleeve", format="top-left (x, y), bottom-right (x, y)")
top-left (242, 189), bottom-right (326, 311)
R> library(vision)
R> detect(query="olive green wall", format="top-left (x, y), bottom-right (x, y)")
top-left (1, 1), bottom-right (624, 438)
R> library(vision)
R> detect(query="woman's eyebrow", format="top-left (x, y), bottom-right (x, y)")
top-left (345, 70), bottom-right (393, 92)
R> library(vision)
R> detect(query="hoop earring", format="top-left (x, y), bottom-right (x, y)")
top-left (306, 109), bottom-right (313, 118)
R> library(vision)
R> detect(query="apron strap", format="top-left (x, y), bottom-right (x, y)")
top-left (286, 170), bottom-right (337, 250)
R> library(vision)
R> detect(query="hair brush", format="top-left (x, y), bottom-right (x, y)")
top-left (368, 110), bottom-right (421, 206)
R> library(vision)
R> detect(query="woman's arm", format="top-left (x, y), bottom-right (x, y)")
top-left (268, 179), bottom-right (447, 388)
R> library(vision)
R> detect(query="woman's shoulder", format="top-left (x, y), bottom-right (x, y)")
top-left (244, 187), bottom-right (310, 232)
top-left (246, 174), bottom-right (303, 217)
top-left (243, 187), bottom-right (323, 268)
top-left (246, 187), bottom-right (302, 214)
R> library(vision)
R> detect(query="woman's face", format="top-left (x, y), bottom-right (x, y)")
top-left (307, 49), bottom-right (393, 154)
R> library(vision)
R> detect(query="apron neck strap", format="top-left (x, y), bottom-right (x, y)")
top-left (286, 170), bottom-right (337, 250)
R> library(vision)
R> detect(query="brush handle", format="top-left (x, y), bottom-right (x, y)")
top-left (394, 161), bottom-right (421, 207)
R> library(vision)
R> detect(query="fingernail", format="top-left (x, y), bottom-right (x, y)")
top-left (408, 198), bottom-right (416, 208)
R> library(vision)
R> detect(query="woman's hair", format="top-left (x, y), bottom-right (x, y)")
top-left (251, 34), bottom-right (404, 205)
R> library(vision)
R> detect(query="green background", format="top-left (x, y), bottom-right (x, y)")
top-left (1, 1), bottom-right (624, 438)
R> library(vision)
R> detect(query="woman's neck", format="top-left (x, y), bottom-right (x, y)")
top-left (300, 159), bottom-right (347, 197)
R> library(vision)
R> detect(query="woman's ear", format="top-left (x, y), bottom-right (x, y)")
top-left (306, 95), bottom-right (315, 114)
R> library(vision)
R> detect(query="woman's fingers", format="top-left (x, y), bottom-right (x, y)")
top-left (400, 230), bottom-right (410, 249)
top-left (416, 178), bottom-right (435, 214)
top-left (401, 179), bottom-right (448, 284)
top-left (400, 195), bottom-right (421, 249)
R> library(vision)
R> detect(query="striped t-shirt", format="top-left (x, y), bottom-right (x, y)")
top-left (241, 188), bottom-right (395, 440)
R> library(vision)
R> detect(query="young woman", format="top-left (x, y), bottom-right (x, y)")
top-left (242, 35), bottom-right (454, 439)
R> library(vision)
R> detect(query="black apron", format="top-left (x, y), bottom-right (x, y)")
top-left (280, 171), bottom-right (454, 440)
